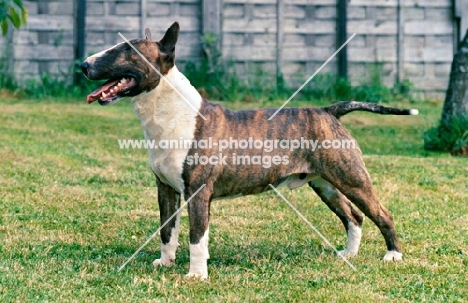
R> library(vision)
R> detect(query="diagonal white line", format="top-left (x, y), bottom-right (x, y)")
top-left (117, 184), bottom-right (206, 272)
top-left (268, 33), bottom-right (357, 120)
top-left (118, 32), bottom-right (207, 120)
top-left (268, 184), bottom-right (357, 271)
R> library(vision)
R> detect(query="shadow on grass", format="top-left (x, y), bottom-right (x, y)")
top-left (10, 239), bottom-right (331, 274)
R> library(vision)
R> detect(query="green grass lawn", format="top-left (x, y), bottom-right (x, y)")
top-left (0, 96), bottom-right (467, 302)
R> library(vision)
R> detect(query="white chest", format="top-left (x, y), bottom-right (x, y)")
top-left (130, 67), bottom-right (202, 193)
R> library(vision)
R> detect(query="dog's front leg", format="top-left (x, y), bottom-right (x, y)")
top-left (153, 177), bottom-right (181, 268)
top-left (186, 185), bottom-right (211, 279)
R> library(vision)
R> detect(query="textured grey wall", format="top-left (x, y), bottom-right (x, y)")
top-left (0, 0), bottom-right (456, 98)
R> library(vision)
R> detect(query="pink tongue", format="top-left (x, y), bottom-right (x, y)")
top-left (87, 79), bottom-right (120, 104)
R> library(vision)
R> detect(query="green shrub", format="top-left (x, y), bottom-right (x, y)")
top-left (0, 59), bottom-right (18, 91)
top-left (424, 115), bottom-right (468, 152)
top-left (0, 0), bottom-right (27, 35)
top-left (452, 130), bottom-right (468, 153)
top-left (0, 59), bottom-right (99, 99)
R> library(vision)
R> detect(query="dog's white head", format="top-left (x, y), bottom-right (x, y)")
top-left (81, 22), bottom-right (180, 105)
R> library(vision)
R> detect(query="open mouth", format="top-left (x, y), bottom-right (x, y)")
top-left (87, 77), bottom-right (136, 105)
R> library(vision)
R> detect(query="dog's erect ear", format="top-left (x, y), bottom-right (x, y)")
top-left (159, 22), bottom-right (179, 54)
top-left (145, 28), bottom-right (152, 41)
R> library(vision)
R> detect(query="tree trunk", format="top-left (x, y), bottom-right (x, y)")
top-left (439, 29), bottom-right (468, 156)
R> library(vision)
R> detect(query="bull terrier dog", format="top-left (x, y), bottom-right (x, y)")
top-left (80, 22), bottom-right (418, 279)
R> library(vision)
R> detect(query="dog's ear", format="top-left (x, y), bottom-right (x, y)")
top-left (158, 22), bottom-right (179, 54)
top-left (145, 28), bottom-right (152, 41)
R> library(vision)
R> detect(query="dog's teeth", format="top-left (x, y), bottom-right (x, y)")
top-left (122, 78), bottom-right (127, 84)
top-left (102, 92), bottom-right (107, 98)
top-left (110, 88), bottom-right (114, 93)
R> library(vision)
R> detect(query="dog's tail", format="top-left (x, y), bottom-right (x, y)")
top-left (322, 101), bottom-right (419, 119)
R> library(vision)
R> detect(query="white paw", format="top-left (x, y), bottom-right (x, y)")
top-left (337, 249), bottom-right (358, 258)
top-left (383, 250), bottom-right (403, 261)
top-left (152, 258), bottom-right (174, 267)
top-left (185, 271), bottom-right (208, 280)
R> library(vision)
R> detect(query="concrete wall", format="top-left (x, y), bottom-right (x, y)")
top-left (0, 0), bottom-right (458, 98)
top-left (221, 0), bottom-right (455, 97)
top-left (0, 0), bottom-right (203, 82)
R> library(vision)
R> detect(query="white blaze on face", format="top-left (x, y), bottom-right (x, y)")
top-left (131, 66), bottom-right (203, 193)
top-left (187, 228), bottom-right (210, 279)
top-left (86, 42), bottom-right (125, 64)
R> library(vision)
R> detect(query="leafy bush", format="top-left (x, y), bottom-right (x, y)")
top-left (0, 59), bottom-right (17, 91)
top-left (0, 59), bottom-right (100, 99)
top-left (424, 115), bottom-right (468, 153)
top-left (184, 59), bottom-right (414, 103)
top-left (0, 0), bottom-right (27, 35)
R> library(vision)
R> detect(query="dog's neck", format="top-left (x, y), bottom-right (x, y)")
top-left (130, 65), bottom-right (202, 191)
top-left (130, 65), bottom-right (202, 141)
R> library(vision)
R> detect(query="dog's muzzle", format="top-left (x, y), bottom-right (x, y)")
top-left (80, 61), bottom-right (90, 78)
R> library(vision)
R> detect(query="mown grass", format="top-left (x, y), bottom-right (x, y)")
top-left (0, 96), bottom-right (467, 302)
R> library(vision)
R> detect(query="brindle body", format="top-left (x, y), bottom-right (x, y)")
top-left (81, 22), bottom-right (411, 279)
top-left (186, 102), bottom-right (362, 198)
top-left (179, 101), bottom-right (399, 254)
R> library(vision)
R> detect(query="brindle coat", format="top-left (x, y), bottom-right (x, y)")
top-left (81, 22), bottom-right (414, 278)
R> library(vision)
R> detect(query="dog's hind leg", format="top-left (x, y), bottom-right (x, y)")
top-left (323, 169), bottom-right (403, 261)
top-left (153, 177), bottom-right (181, 268)
top-left (309, 178), bottom-right (364, 257)
top-left (185, 184), bottom-right (212, 279)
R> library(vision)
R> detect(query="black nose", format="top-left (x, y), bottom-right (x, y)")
top-left (80, 61), bottom-right (89, 76)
